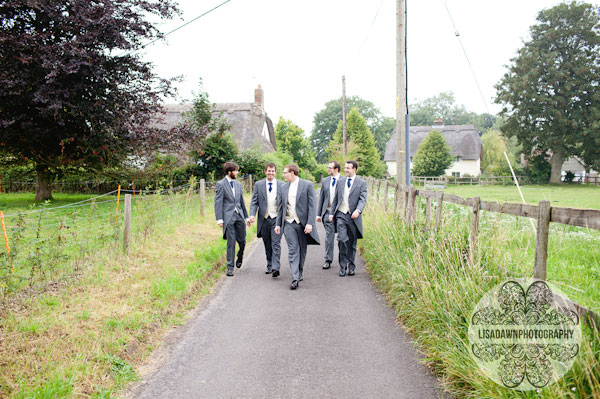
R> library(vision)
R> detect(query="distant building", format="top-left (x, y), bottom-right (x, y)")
top-left (154, 85), bottom-right (276, 153)
top-left (384, 119), bottom-right (482, 177)
top-left (561, 156), bottom-right (599, 182)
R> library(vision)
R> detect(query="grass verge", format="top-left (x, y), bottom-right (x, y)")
top-left (0, 195), bottom-right (256, 398)
top-left (359, 205), bottom-right (600, 398)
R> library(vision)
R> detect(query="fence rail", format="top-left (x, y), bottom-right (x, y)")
top-left (366, 177), bottom-right (600, 330)
top-left (411, 174), bottom-right (600, 186)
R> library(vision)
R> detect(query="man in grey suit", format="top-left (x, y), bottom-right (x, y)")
top-left (329, 160), bottom-right (368, 277)
top-left (214, 162), bottom-right (250, 277)
top-left (316, 161), bottom-right (343, 270)
top-left (275, 164), bottom-right (320, 290)
top-left (249, 162), bottom-right (283, 275)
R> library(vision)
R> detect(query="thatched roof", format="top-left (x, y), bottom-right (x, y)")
top-left (153, 102), bottom-right (276, 152)
top-left (384, 124), bottom-right (481, 161)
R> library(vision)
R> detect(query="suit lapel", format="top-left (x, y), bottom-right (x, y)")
top-left (348, 176), bottom-right (359, 197)
top-left (223, 177), bottom-right (235, 199)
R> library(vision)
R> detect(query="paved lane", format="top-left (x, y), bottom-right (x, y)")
top-left (127, 222), bottom-right (444, 398)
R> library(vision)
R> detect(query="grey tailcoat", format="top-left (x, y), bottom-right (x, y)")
top-left (330, 175), bottom-right (368, 239)
top-left (276, 178), bottom-right (320, 245)
top-left (316, 175), bottom-right (341, 219)
top-left (214, 177), bottom-right (249, 239)
top-left (249, 178), bottom-right (283, 238)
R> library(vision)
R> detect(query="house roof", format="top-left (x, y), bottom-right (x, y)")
top-left (153, 102), bottom-right (276, 152)
top-left (384, 124), bottom-right (482, 161)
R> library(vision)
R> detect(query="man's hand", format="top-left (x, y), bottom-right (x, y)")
top-left (304, 224), bottom-right (313, 234)
top-left (316, 216), bottom-right (322, 223)
top-left (275, 226), bottom-right (281, 235)
top-left (249, 216), bottom-right (255, 224)
top-left (218, 221), bottom-right (224, 227)
top-left (247, 220), bottom-right (252, 227)
top-left (351, 210), bottom-right (360, 219)
top-left (328, 215), bottom-right (334, 222)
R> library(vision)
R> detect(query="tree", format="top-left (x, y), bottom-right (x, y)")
top-left (329, 108), bottom-right (385, 177)
top-left (0, 0), bottom-right (180, 200)
top-left (310, 96), bottom-right (393, 162)
top-left (409, 92), bottom-right (476, 127)
top-left (411, 130), bottom-right (454, 177)
top-left (495, 1), bottom-right (600, 183)
top-left (481, 130), bottom-right (510, 175)
top-left (275, 117), bottom-right (317, 172)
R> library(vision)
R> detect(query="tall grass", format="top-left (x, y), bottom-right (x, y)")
top-left (359, 203), bottom-right (600, 398)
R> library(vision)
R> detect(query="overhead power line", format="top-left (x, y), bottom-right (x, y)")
top-left (119, 0), bottom-right (232, 57)
top-left (442, 0), bottom-right (491, 114)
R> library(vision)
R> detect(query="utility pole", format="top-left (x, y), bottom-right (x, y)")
top-left (396, 0), bottom-right (407, 184)
top-left (342, 75), bottom-right (347, 156)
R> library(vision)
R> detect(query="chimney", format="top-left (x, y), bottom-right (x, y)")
top-left (254, 84), bottom-right (264, 108)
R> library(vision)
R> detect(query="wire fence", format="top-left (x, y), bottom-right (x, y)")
top-left (0, 176), bottom-right (253, 305)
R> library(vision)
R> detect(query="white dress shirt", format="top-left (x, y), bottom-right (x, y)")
top-left (338, 175), bottom-right (355, 214)
top-left (327, 173), bottom-right (341, 210)
top-left (285, 178), bottom-right (301, 224)
top-left (265, 179), bottom-right (278, 219)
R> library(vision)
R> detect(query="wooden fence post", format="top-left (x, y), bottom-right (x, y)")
top-left (534, 200), bottom-right (551, 280)
top-left (384, 181), bottom-right (389, 211)
top-left (200, 179), bottom-right (206, 217)
top-left (425, 197), bottom-right (432, 231)
top-left (406, 186), bottom-right (417, 225)
top-left (123, 194), bottom-right (131, 255)
top-left (435, 192), bottom-right (444, 232)
top-left (469, 196), bottom-right (481, 266)
top-left (403, 188), bottom-right (409, 222)
top-left (376, 180), bottom-right (382, 202)
top-left (394, 184), bottom-right (400, 213)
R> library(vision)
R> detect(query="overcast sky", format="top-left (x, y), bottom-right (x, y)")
top-left (141, 0), bottom-right (600, 134)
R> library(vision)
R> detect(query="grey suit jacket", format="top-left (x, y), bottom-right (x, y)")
top-left (330, 175), bottom-right (368, 239)
top-left (249, 178), bottom-right (282, 238)
top-left (316, 175), bottom-right (341, 219)
top-left (214, 177), bottom-right (249, 239)
top-left (276, 178), bottom-right (320, 245)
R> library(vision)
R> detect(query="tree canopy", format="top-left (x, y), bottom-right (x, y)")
top-left (0, 0), bottom-right (180, 199)
top-left (495, 1), bottom-right (600, 183)
top-left (411, 130), bottom-right (454, 177)
top-left (310, 96), bottom-right (394, 163)
top-left (329, 108), bottom-right (385, 177)
top-left (275, 117), bottom-right (317, 173)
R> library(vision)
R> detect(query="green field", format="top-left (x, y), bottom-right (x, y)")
top-left (431, 184), bottom-right (600, 210)
top-left (360, 201), bottom-right (600, 398)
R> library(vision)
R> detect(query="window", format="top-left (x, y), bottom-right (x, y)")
top-left (452, 171), bottom-right (461, 178)
top-left (455, 156), bottom-right (461, 162)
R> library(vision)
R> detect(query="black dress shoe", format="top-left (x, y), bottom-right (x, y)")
top-left (348, 269), bottom-right (355, 276)
top-left (339, 268), bottom-right (346, 277)
top-left (299, 275), bottom-right (303, 281)
top-left (272, 270), bottom-right (280, 278)
top-left (236, 262), bottom-right (242, 268)
top-left (226, 270), bottom-right (234, 277)
top-left (322, 262), bottom-right (331, 269)
top-left (290, 280), bottom-right (299, 290)
top-left (266, 267), bottom-right (273, 274)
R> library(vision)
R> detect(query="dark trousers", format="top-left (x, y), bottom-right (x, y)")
top-left (336, 211), bottom-right (358, 272)
top-left (284, 221), bottom-right (307, 281)
top-left (226, 212), bottom-right (246, 271)
top-left (261, 216), bottom-right (281, 271)
top-left (322, 210), bottom-right (335, 264)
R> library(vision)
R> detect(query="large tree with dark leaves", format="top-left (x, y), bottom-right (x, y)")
top-left (495, 1), bottom-right (600, 183)
top-left (0, 0), bottom-right (180, 200)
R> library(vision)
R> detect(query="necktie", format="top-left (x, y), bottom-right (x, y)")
top-left (230, 181), bottom-right (234, 189)
top-left (332, 177), bottom-right (336, 187)
top-left (347, 178), bottom-right (352, 188)
top-left (268, 182), bottom-right (272, 192)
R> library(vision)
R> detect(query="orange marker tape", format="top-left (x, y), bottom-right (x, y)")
top-left (116, 185), bottom-right (121, 219)
top-left (0, 211), bottom-right (12, 272)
